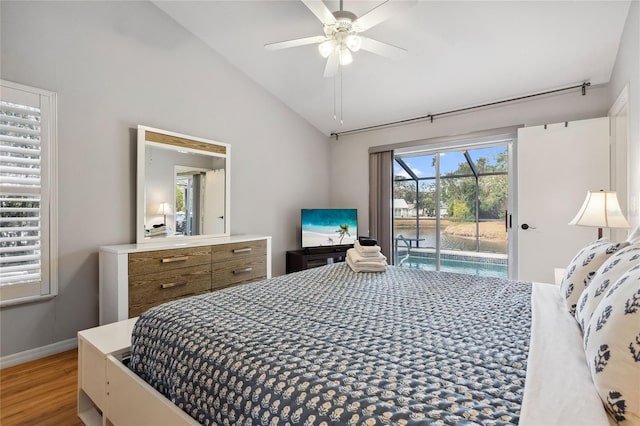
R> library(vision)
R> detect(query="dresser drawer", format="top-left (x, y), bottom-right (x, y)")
top-left (128, 265), bottom-right (211, 310)
top-left (212, 255), bottom-right (267, 289)
top-left (129, 290), bottom-right (209, 318)
top-left (211, 239), bottom-right (267, 263)
top-left (128, 246), bottom-right (211, 276)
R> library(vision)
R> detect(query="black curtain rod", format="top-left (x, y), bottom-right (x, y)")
top-left (330, 81), bottom-right (591, 140)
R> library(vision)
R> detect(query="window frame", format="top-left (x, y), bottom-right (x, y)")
top-left (0, 80), bottom-right (58, 307)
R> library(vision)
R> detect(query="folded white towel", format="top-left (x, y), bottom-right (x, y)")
top-left (346, 256), bottom-right (386, 273)
top-left (355, 241), bottom-right (381, 254)
top-left (356, 248), bottom-right (384, 258)
top-left (346, 251), bottom-right (387, 274)
top-left (146, 226), bottom-right (167, 236)
top-left (347, 248), bottom-right (386, 264)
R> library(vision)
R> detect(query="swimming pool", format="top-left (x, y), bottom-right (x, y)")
top-left (400, 256), bottom-right (508, 279)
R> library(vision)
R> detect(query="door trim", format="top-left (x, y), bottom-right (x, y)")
top-left (608, 84), bottom-right (630, 240)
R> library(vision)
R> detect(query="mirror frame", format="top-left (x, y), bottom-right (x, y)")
top-left (136, 125), bottom-right (231, 243)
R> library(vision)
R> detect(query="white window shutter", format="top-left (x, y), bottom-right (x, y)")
top-left (0, 81), bottom-right (57, 304)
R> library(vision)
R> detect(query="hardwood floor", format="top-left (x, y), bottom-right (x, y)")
top-left (0, 349), bottom-right (83, 426)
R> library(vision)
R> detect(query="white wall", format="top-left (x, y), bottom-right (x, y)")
top-left (330, 86), bottom-right (611, 235)
top-left (608, 0), bottom-right (639, 228)
top-left (0, 1), bottom-right (330, 357)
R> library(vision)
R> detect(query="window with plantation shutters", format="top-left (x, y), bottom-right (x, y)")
top-left (0, 81), bottom-right (57, 305)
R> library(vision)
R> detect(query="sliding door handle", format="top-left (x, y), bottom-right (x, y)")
top-left (505, 212), bottom-right (514, 231)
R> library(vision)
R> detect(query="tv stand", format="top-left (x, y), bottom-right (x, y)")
top-left (286, 248), bottom-right (350, 274)
top-left (303, 246), bottom-right (350, 255)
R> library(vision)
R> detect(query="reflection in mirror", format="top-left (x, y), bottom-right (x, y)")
top-left (137, 126), bottom-right (230, 243)
top-left (175, 164), bottom-right (226, 236)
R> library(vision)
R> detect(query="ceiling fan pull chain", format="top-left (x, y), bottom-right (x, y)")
top-left (333, 75), bottom-right (337, 121)
top-left (340, 67), bottom-right (344, 126)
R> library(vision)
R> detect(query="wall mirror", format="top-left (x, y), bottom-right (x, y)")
top-left (136, 125), bottom-right (230, 243)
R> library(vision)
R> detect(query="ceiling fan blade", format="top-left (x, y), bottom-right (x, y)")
top-left (323, 51), bottom-right (339, 78)
top-left (264, 35), bottom-right (327, 50)
top-left (353, 0), bottom-right (417, 32)
top-left (302, 0), bottom-right (337, 26)
top-left (360, 36), bottom-right (407, 59)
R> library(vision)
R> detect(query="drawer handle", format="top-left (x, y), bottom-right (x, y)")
top-left (161, 256), bottom-right (189, 263)
top-left (233, 267), bottom-right (253, 274)
top-left (161, 281), bottom-right (187, 289)
top-left (233, 248), bottom-right (252, 254)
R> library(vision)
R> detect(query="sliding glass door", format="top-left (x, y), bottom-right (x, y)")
top-left (393, 143), bottom-right (510, 278)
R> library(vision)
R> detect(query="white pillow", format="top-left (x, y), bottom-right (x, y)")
top-left (626, 226), bottom-right (640, 245)
top-left (575, 244), bottom-right (640, 331)
top-left (583, 264), bottom-right (640, 424)
top-left (560, 239), bottom-right (628, 316)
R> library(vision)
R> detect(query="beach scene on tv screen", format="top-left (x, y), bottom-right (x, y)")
top-left (302, 209), bottom-right (358, 247)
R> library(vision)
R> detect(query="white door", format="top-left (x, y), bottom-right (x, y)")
top-left (517, 117), bottom-right (609, 283)
top-left (203, 169), bottom-right (226, 235)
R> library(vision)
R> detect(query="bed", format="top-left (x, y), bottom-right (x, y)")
top-left (121, 263), bottom-right (613, 425)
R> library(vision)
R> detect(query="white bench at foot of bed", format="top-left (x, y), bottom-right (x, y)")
top-left (77, 318), bottom-right (197, 426)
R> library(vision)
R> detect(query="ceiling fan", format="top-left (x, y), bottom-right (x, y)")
top-left (265, 0), bottom-right (416, 78)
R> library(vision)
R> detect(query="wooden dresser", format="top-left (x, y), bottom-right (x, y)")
top-left (99, 235), bottom-right (271, 324)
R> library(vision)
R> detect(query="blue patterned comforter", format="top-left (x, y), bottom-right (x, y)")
top-left (130, 264), bottom-right (532, 425)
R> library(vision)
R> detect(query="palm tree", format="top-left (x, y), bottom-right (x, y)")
top-left (336, 224), bottom-right (350, 245)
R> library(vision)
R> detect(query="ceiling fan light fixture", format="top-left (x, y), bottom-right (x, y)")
top-left (318, 39), bottom-right (336, 58)
top-left (265, 0), bottom-right (415, 82)
top-left (345, 34), bottom-right (361, 52)
top-left (339, 46), bottom-right (353, 66)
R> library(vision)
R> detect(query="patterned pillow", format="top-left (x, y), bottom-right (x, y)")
top-left (560, 239), bottom-right (628, 316)
top-left (583, 264), bottom-right (640, 425)
top-left (575, 244), bottom-right (640, 331)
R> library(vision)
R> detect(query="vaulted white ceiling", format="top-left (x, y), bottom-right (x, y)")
top-left (154, 1), bottom-right (630, 136)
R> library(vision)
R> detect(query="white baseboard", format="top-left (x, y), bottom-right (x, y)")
top-left (0, 337), bottom-right (77, 369)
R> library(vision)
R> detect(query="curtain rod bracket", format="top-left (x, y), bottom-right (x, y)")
top-left (581, 82), bottom-right (590, 96)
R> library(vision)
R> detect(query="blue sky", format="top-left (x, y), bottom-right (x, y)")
top-left (394, 145), bottom-right (506, 179)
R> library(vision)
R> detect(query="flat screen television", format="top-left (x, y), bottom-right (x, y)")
top-left (301, 208), bottom-right (358, 249)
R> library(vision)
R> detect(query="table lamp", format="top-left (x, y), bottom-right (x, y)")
top-left (569, 190), bottom-right (630, 239)
top-left (157, 202), bottom-right (172, 226)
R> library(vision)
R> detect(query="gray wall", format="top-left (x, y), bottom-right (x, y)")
top-left (329, 86), bottom-right (611, 236)
top-left (608, 0), bottom-right (639, 228)
top-left (0, 1), bottom-right (331, 357)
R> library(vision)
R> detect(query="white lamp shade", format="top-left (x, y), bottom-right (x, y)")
top-left (339, 46), bottom-right (353, 66)
top-left (345, 34), bottom-right (362, 52)
top-left (569, 191), bottom-right (630, 229)
top-left (318, 39), bottom-right (336, 58)
top-left (157, 202), bottom-right (172, 215)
